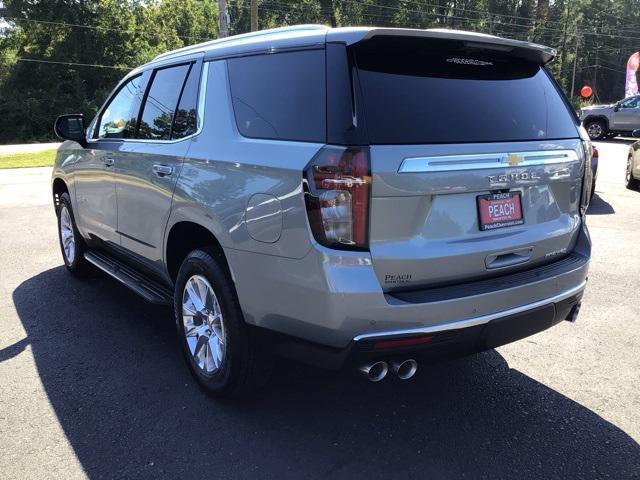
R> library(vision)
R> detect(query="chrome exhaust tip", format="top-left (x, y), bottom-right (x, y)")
top-left (391, 359), bottom-right (418, 380)
top-left (359, 361), bottom-right (389, 382)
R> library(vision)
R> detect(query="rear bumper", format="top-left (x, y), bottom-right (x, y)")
top-left (249, 284), bottom-right (584, 370)
top-left (227, 223), bottom-right (590, 362)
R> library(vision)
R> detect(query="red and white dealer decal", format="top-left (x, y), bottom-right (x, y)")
top-left (477, 192), bottom-right (524, 231)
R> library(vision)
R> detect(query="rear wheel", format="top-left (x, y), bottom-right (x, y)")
top-left (56, 192), bottom-right (90, 276)
top-left (585, 119), bottom-right (607, 140)
top-left (174, 248), bottom-right (272, 397)
top-left (626, 155), bottom-right (640, 190)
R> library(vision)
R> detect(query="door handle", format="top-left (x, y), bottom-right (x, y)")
top-left (103, 156), bottom-right (114, 167)
top-left (485, 248), bottom-right (533, 269)
top-left (153, 164), bottom-right (173, 177)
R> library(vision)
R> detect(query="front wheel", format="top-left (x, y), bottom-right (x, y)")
top-left (56, 192), bottom-right (91, 275)
top-left (585, 119), bottom-right (607, 140)
top-left (174, 248), bottom-right (272, 397)
top-left (626, 156), bottom-right (640, 190)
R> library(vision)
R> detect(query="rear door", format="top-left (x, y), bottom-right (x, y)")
top-left (114, 60), bottom-right (203, 271)
top-left (341, 37), bottom-right (584, 291)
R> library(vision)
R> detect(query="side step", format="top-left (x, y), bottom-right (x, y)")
top-left (84, 250), bottom-right (174, 306)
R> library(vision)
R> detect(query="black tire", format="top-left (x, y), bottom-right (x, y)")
top-left (174, 248), bottom-right (272, 397)
top-left (584, 119), bottom-right (607, 140)
top-left (626, 156), bottom-right (640, 190)
top-left (56, 192), bottom-right (91, 276)
top-left (590, 178), bottom-right (596, 200)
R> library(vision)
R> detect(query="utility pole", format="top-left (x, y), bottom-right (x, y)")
top-left (218, 0), bottom-right (229, 38)
top-left (559, 0), bottom-right (572, 82)
top-left (570, 34), bottom-right (579, 99)
top-left (250, 0), bottom-right (258, 32)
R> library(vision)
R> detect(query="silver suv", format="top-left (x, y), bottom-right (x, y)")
top-left (52, 25), bottom-right (592, 396)
top-left (581, 95), bottom-right (640, 140)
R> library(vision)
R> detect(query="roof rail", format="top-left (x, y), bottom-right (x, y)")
top-left (153, 24), bottom-right (328, 61)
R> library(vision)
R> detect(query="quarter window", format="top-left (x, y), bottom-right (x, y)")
top-left (227, 50), bottom-right (326, 142)
top-left (97, 74), bottom-right (143, 139)
top-left (137, 64), bottom-right (191, 140)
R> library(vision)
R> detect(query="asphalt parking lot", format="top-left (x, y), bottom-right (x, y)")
top-left (1, 141), bottom-right (639, 479)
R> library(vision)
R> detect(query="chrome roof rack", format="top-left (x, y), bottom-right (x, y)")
top-left (153, 24), bottom-right (328, 62)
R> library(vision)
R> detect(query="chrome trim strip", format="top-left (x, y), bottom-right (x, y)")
top-left (398, 149), bottom-right (580, 174)
top-left (353, 281), bottom-right (586, 342)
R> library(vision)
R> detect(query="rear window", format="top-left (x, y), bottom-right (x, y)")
top-left (227, 50), bottom-right (326, 143)
top-left (353, 37), bottom-right (578, 144)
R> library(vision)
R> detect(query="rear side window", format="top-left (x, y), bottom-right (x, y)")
top-left (171, 64), bottom-right (200, 139)
top-left (227, 50), bottom-right (326, 142)
top-left (353, 37), bottom-right (578, 144)
top-left (137, 64), bottom-right (191, 140)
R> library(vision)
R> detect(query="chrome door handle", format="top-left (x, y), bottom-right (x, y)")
top-left (103, 156), bottom-right (115, 167)
top-left (153, 164), bottom-right (173, 177)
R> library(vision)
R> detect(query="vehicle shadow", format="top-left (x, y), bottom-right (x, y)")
top-left (11, 267), bottom-right (640, 479)
top-left (587, 193), bottom-right (616, 215)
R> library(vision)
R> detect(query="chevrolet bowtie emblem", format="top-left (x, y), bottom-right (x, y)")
top-left (505, 154), bottom-right (524, 166)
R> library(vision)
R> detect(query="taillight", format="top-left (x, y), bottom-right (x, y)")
top-left (303, 146), bottom-right (371, 250)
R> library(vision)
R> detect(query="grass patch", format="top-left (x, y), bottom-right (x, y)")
top-left (0, 149), bottom-right (57, 169)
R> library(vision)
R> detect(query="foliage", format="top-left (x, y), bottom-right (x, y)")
top-left (0, 148), bottom-right (56, 168)
top-left (0, 0), bottom-right (218, 143)
top-left (1, 0), bottom-right (639, 143)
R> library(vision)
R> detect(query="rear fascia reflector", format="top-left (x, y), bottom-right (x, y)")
top-left (373, 336), bottom-right (433, 350)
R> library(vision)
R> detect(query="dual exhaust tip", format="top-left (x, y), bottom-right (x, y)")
top-left (359, 359), bottom-right (418, 382)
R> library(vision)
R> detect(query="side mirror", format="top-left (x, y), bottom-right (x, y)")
top-left (614, 105), bottom-right (620, 112)
top-left (54, 114), bottom-right (87, 147)
top-left (632, 129), bottom-right (640, 138)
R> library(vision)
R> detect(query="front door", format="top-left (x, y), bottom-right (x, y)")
top-left (611, 96), bottom-right (640, 131)
top-left (114, 60), bottom-right (203, 273)
top-left (74, 73), bottom-right (147, 245)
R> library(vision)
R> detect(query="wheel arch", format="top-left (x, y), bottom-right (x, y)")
top-left (165, 220), bottom-right (232, 284)
top-left (52, 177), bottom-right (69, 209)
top-left (583, 115), bottom-right (610, 131)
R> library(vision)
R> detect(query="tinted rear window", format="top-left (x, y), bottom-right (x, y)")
top-left (137, 63), bottom-right (190, 140)
top-left (354, 37), bottom-right (578, 144)
top-left (227, 50), bottom-right (326, 142)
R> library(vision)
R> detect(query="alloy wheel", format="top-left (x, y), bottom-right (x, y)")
top-left (587, 122), bottom-right (603, 139)
top-left (182, 274), bottom-right (226, 374)
top-left (59, 206), bottom-right (76, 264)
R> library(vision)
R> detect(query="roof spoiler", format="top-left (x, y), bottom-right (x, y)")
top-left (327, 27), bottom-right (557, 65)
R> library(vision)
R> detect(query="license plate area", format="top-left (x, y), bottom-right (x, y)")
top-left (477, 192), bottom-right (524, 231)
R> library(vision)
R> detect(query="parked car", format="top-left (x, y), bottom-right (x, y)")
top-left (580, 95), bottom-right (640, 140)
top-left (626, 129), bottom-right (640, 190)
top-left (52, 25), bottom-right (591, 396)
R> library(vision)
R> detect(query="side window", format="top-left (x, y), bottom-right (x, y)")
top-left (137, 64), bottom-right (191, 140)
top-left (621, 97), bottom-right (640, 108)
top-left (97, 75), bottom-right (144, 139)
top-left (172, 63), bottom-right (201, 139)
top-left (227, 50), bottom-right (326, 142)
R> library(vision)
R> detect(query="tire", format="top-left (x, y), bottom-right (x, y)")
top-left (174, 248), bottom-right (272, 397)
top-left (56, 192), bottom-right (91, 276)
top-left (585, 119), bottom-right (607, 140)
top-left (626, 156), bottom-right (640, 190)
top-left (590, 178), bottom-right (596, 200)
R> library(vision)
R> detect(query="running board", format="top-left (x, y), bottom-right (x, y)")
top-left (84, 250), bottom-right (173, 306)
